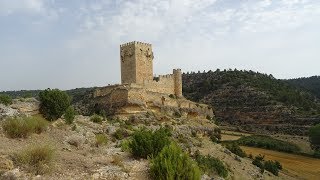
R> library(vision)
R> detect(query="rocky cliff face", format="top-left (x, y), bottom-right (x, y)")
top-left (0, 98), bottom-right (39, 120)
top-left (183, 70), bottom-right (320, 135)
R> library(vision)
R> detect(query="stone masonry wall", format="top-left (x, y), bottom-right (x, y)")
top-left (120, 41), bottom-right (153, 84)
top-left (120, 43), bottom-right (136, 84)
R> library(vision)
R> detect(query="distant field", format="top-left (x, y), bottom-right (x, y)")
top-left (221, 130), bottom-right (251, 141)
top-left (241, 146), bottom-right (320, 180)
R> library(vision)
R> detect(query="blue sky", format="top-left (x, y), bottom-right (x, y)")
top-left (0, 0), bottom-right (320, 91)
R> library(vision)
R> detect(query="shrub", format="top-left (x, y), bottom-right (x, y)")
top-left (113, 128), bottom-right (130, 140)
top-left (28, 116), bottom-right (49, 134)
top-left (169, 94), bottom-right (175, 99)
top-left (2, 116), bottom-right (48, 138)
top-left (64, 106), bottom-right (75, 124)
top-left (150, 143), bottom-right (201, 180)
top-left (309, 124), bottom-right (320, 151)
top-left (15, 145), bottom-right (54, 175)
top-left (0, 94), bottom-right (12, 106)
top-left (264, 160), bottom-right (280, 176)
top-left (210, 128), bottom-right (221, 143)
top-left (252, 155), bottom-right (265, 173)
top-left (95, 134), bottom-right (108, 147)
top-left (173, 111), bottom-right (182, 118)
top-left (120, 139), bottom-right (131, 152)
top-left (195, 150), bottom-right (228, 178)
top-left (313, 150), bottom-right (320, 158)
top-left (129, 127), bottom-right (171, 158)
top-left (90, 114), bottom-right (103, 124)
top-left (225, 143), bottom-right (246, 157)
top-left (251, 155), bottom-right (282, 176)
top-left (237, 135), bottom-right (300, 153)
top-left (39, 89), bottom-right (71, 121)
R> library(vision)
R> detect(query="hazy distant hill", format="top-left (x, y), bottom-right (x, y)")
top-left (286, 76), bottom-right (320, 99)
top-left (182, 69), bottom-right (320, 135)
top-left (1, 87), bottom-right (96, 103)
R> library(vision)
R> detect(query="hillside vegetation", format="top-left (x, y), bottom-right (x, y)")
top-left (183, 69), bottom-right (320, 135)
top-left (286, 76), bottom-right (320, 99)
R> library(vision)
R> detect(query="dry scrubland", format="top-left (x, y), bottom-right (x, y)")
top-left (0, 98), bottom-right (318, 179)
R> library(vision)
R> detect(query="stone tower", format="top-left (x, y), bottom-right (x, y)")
top-left (173, 69), bottom-right (182, 97)
top-left (120, 41), bottom-right (154, 84)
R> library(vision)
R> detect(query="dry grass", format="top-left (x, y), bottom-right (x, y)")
top-left (242, 146), bottom-right (320, 180)
top-left (14, 145), bottom-right (55, 175)
top-left (95, 134), bottom-right (108, 147)
top-left (111, 155), bottom-right (124, 167)
top-left (221, 134), bottom-right (242, 141)
top-left (2, 116), bottom-right (48, 138)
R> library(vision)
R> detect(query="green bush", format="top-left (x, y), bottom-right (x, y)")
top-left (90, 114), bottom-right (103, 123)
top-left (210, 128), bottom-right (221, 143)
top-left (129, 127), bottom-right (171, 158)
top-left (195, 151), bottom-right (228, 178)
top-left (150, 143), bottom-right (201, 180)
top-left (264, 160), bottom-right (280, 176)
top-left (251, 155), bottom-right (282, 176)
top-left (95, 134), bottom-right (108, 147)
top-left (2, 116), bottom-right (48, 138)
top-left (237, 135), bottom-right (300, 153)
top-left (113, 128), bottom-right (130, 140)
top-left (309, 124), bottom-right (320, 151)
top-left (313, 150), bottom-right (320, 158)
top-left (64, 106), bottom-right (75, 124)
top-left (252, 155), bottom-right (265, 173)
top-left (0, 94), bottom-right (12, 106)
top-left (120, 139), bottom-right (131, 152)
top-left (169, 94), bottom-right (176, 99)
top-left (39, 89), bottom-right (71, 121)
top-left (15, 145), bottom-right (54, 175)
top-left (225, 143), bottom-right (246, 157)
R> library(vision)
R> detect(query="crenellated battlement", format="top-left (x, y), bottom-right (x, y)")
top-left (120, 41), bottom-right (152, 48)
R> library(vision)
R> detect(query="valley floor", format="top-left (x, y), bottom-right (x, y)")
top-left (241, 146), bottom-right (320, 180)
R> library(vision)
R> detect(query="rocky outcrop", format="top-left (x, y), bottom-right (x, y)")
top-left (0, 98), bottom-right (39, 120)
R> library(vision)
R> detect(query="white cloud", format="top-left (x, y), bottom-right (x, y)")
top-left (0, 0), bottom-right (45, 15)
top-left (1, 0), bottom-right (320, 90)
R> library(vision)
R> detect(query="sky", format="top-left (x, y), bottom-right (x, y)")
top-left (0, 0), bottom-right (320, 91)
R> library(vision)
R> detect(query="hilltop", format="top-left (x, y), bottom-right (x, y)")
top-left (182, 69), bottom-right (320, 135)
top-left (286, 76), bottom-right (320, 99)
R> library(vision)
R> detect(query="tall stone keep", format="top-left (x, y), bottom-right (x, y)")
top-left (120, 41), bottom-right (154, 84)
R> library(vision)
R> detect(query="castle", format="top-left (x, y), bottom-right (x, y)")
top-left (120, 41), bottom-right (182, 97)
top-left (92, 41), bottom-right (212, 118)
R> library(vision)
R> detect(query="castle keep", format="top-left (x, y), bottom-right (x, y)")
top-left (92, 41), bottom-right (212, 118)
top-left (120, 41), bottom-right (182, 97)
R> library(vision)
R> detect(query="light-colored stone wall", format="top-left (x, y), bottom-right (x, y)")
top-left (120, 41), bottom-right (182, 96)
top-left (173, 69), bottom-right (182, 97)
top-left (120, 41), bottom-right (153, 84)
top-left (134, 42), bottom-right (153, 84)
top-left (120, 42), bottom-right (136, 84)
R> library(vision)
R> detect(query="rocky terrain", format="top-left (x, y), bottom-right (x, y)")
top-left (183, 70), bottom-right (320, 135)
top-left (0, 98), bottom-right (295, 180)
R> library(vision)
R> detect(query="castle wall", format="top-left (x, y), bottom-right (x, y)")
top-left (143, 74), bottom-right (175, 95)
top-left (120, 41), bottom-right (153, 84)
top-left (120, 43), bottom-right (136, 84)
top-left (134, 42), bottom-right (153, 84)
